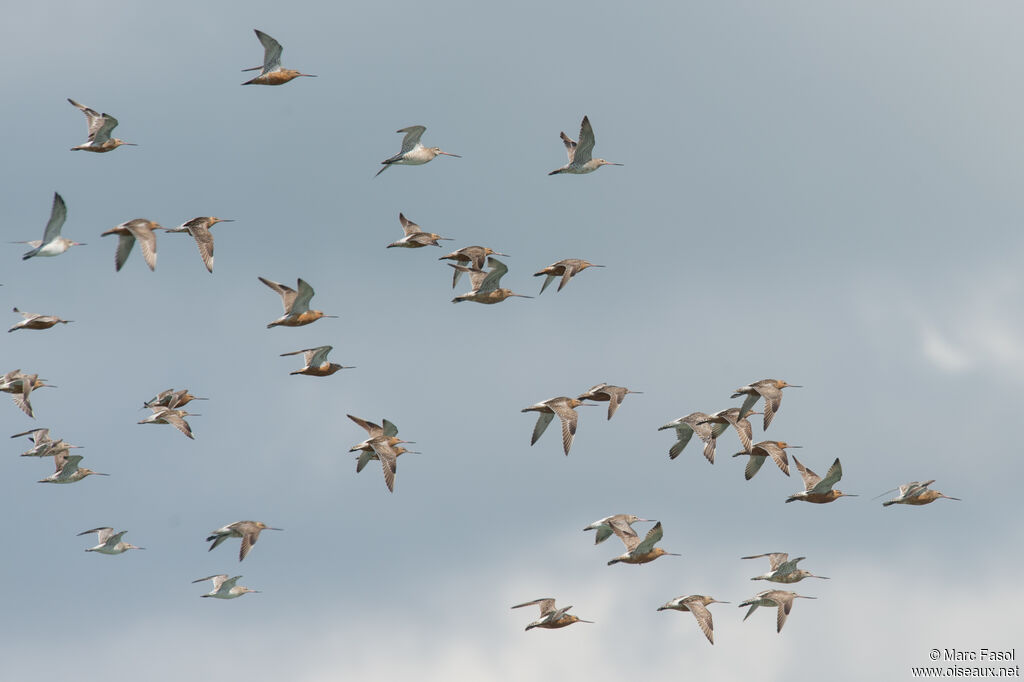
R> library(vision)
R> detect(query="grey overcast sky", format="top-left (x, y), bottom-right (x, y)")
top-left (2, 1), bottom-right (1022, 680)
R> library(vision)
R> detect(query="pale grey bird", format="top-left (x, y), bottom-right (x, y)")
top-left (16, 192), bottom-right (85, 260)
top-left (739, 590), bottom-right (816, 633)
top-left (206, 520), bottom-right (282, 561)
top-left (577, 383), bottom-right (642, 420)
top-left (741, 553), bottom-right (829, 583)
top-left (549, 115), bottom-right (623, 175)
top-left (658, 595), bottom-right (729, 645)
top-left (376, 125), bottom-right (461, 177)
top-left (193, 574), bottom-right (260, 599)
top-left (78, 527), bottom-right (144, 554)
top-left (582, 514), bottom-right (652, 545)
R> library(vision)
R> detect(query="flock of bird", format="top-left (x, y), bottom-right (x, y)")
top-left (4, 28), bottom-right (963, 642)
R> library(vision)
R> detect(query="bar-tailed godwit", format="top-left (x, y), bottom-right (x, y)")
top-left (739, 590), bottom-right (816, 633)
top-left (78, 527), bottom-right (144, 554)
top-left (606, 520), bottom-right (680, 566)
top-left (376, 126), bottom-right (460, 176)
top-left (439, 246), bottom-right (509, 287)
top-left (165, 217), bottom-right (233, 273)
top-left (511, 598), bottom-right (593, 631)
top-left (101, 219), bottom-right (164, 271)
top-left (259, 276), bottom-right (337, 328)
top-left (533, 259), bottom-right (604, 293)
top-left (8, 308), bottom-right (73, 332)
top-left (387, 213), bottom-right (453, 248)
top-left (577, 383), bottom-right (641, 420)
top-left (68, 98), bottom-right (136, 152)
top-left (658, 595), bottom-right (729, 644)
top-left (138, 406), bottom-right (199, 439)
top-left (242, 30), bottom-right (316, 85)
top-left (206, 520), bottom-right (281, 561)
top-left (522, 396), bottom-right (589, 455)
top-left (583, 514), bottom-right (652, 544)
top-left (731, 440), bottom-right (798, 480)
top-left (741, 553), bottom-right (829, 583)
top-left (17, 192), bottom-right (84, 260)
top-left (1, 370), bottom-right (53, 418)
top-left (731, 379), bottom-right (801, 430)
top-left (786, 457), bottom-right (856, 504)
top-left (142, 389), bottom-right (208, 410)
top-left (549, 116), bottom-right (622, 175)
top-left (881, 480), bottom-right (961, 506)
top-left (193, 574), bottom-right (260, 599)
top-left (38, 452), bottom-right (108, 484)
top-left (280, 345), bottom-right (353, 376)
top-left (658, 412), bottom-right (715, 462)
top-left (451, 258), bottom-right (531, 304)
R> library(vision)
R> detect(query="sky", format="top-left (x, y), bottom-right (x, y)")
top-left (2, 1), bottom-right (1022, 679)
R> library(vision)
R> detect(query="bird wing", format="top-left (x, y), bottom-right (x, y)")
top-left (573, 116), bottom-right (596, 164)
top-left (398, 213), bottom-right (421, 236)
top-left (347, 414), bottom-right (384, 438)
top-left (259, 277), bottom-right (299, 313)
top-left (511, 598), bottom-right (556, 616)
top-left (221, 575), bottom-right (242, 591)
top-left (398, 125), bottom-right (427, 153)
top-left (602, 386), bottom-right (627, 420)
top-left (686, 600), bottom-right (715, 644)
top-left (355, 450), bottom-right (373, 473)
top-left (112, 233), bottom-right (136, 272)
top-left (255, 30), bottom-right (283, 72)
top-left (634, 521), bottom-right (664, 555)
top-left (162, 411), bottom-right (194, 439)
top-left (93, 114), bottom-right (119, 145)
top-left (381, 419), bottom-right (399, 438)
top-left (371, 439), bottom-right (397, 492)
top-left (125, 222), bottom-right (158, 271)
top-left (738, 392), bottom-right (760, 419)
top-left (477, 257), bottom-right (509, 293)
top-left (813, 458), bottom-right (843, 493)
top-left (559, 131), bottom-right (577, 162)
top-left (759, 442), bottom-right (790, 476)
top-left (550, 400), bottom-right (579, 455)
top-left (792, 456), bottom-right (820, 491)
top-left (78, 527), bottom-right (114, 542)
top-left (530, 411), bottom-right (554, 445)
top-left (11, 427), bottom-right (48, 441)
top-left (608, 517), bottom-right (641, 551)
top-left (239, 532), bottom-right (258, 561)
top-left (189, 224), bottom-right (214, 273)
top-left (668, 425), bottom-right (694, 460)
top-left (193, 574), bottom-right (229, 589)
top-left (59, 454), bottom-right (83, 475)
top-left (757, 385), bottom-right (783, 429)
top-left (308, 345), bottom-right (332, 366)
top-left (292, 279), bottom-right (315, 314)
top-left (41, 192), bottom-right (67, 244)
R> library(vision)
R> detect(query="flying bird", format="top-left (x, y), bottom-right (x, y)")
top-left (242, 30), bottom-right (316, 85)
top-left (583, 514), bottom-right (652, 545)
top-left (101, 219), bottom-right (164, 271)
top-left (511, 598), bottom-right (593, 631)
top-left (387, 213), bottom-right (453, 248)
top-left (439, 246), bottom-right (509, 288)
top-left (658, 595), bottom-right (729, 645)
top-left (193, 574), bottom-right (260, 599)
top-left (880, 480), bottom-right (961, 507)
top-left (731, 379), bottom-right (801, 430)
top-left (451, 257), bottom-right (531, 304)
top-left (38, 452), bottom-right (108, 484)
top-left (533, 259), bottom-right (604, 293)
top-left (731, 440), bottom-right (799, 480)
top-left (259, 276), bottom-right (337, 328)
top-left (658, 412), bottom-right (715, 462)
top-left (17, 192), bottom-right (84, 260)
top-left (786, 457), bottom-right (856, 504)
top-left (741, 553), bottom-right (829, 583)
top-left (206, 520), bottom-right (282, 562)
top-left (376, 125), bottom-right (460, 176)
top-left (67, 98), bottom-right (136, 152)
top-left (78, 527), bottom-right (144, 554)
top-left (8, 308), bottom-right (73, 332)
top-left (521, 396), bottom-right (589, 455)
top-left (576, 383), bottom-right (641, 420)
top-left (164, 217), bottom-right (233, 273)
top-left (739, 590), bottom-right (816, 633)
top-left (549, 116), bottom-right (622, 175)
top-left (280, 345), bottom-right (353, 376)
top-left (606, 520), bottom-right (680, 566)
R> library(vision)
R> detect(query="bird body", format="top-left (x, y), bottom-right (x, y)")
top-left (0, 370), bottom-right (53, 418)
